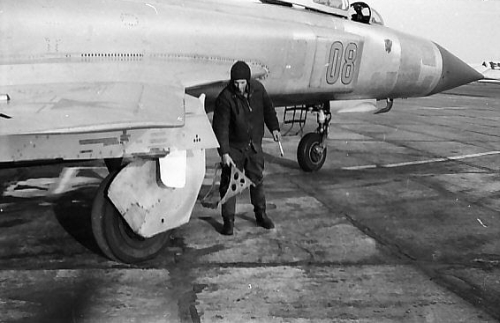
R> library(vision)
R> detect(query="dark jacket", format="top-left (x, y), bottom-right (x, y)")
top-left (213, 79), bottom-right (279, 156)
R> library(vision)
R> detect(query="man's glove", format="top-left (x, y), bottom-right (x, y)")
top-left (272, 130), bottom-right (282, 142)
top-left (222, 153), bottom-right (235, 167)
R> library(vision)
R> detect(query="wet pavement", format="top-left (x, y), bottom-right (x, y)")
top-left (0, 82), bottom-right (499, 322)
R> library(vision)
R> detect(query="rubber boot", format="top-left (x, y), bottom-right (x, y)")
top-left (256, 212), bottom-right (275, 229)
top-left (221, 218), bottom-right (234, 235)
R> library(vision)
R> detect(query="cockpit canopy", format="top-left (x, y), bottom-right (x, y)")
top-left (349, 1), bottom-right (384, 25)
top-left (311, 0), bottom-right (349, 10)
top-left (260, 0), bottom-right (384, 25)
top-left (261, 0), bottom-right (349, 17)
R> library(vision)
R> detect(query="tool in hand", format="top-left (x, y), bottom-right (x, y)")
top-left (278, 140), bottom-right (284, 157)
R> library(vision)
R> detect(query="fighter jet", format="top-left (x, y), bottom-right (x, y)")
top-left (0, 0), bottom-right (483, 263)
top-left (473, 61), bottom-right (500, 84)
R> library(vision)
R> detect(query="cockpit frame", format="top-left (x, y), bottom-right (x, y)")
top-left (260, 0), bottom-right (350, 18)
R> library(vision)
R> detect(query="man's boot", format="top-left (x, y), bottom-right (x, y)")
top-left (221, 218), bottom-right (234, 235)
top-left (256, 212), bottom-right (275, 229)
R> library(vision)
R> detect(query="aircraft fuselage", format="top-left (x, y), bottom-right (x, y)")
top-left (0, 0), bottom-right (479, 109)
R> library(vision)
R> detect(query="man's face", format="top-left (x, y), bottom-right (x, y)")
top-left (233, 79), bottom-right (248, 95)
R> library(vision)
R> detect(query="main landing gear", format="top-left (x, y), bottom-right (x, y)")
top-left (91, 149), bottom-right (206, 263)
top-left (91, 173), bottom-right (170, 264)
top-left (285, 102), bottom-right (331, 172)
top-left (91, 158), bottom-right (170, 263)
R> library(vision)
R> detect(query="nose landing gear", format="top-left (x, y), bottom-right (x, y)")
top-left (296, 102), bottom-right (331, 172)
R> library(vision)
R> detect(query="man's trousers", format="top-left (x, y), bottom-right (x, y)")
top-left (219, 147), bottom-right (266, 220)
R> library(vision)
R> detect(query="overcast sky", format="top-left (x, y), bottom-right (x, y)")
top-left (365, 0), bottom-right (500, 63)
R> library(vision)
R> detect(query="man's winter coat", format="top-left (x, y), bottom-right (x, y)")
top-left (212, 79), bottom-right (280, 156)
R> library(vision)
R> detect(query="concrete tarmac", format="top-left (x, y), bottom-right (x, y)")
top-left (0, 83), bottom-right (499, 322)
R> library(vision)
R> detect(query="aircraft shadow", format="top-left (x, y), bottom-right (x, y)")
top-left (51, 187), bottom-right (103, 257)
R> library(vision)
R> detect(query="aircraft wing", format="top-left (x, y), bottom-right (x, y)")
top-left (0, 59), bottom-right (267, 135)
top-left (0, 82), bottom-right (187, 135)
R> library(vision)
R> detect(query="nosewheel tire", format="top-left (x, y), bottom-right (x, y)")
top-left (297, 132), bottom-right (327, 172)
top-left (91, 171), bottom-right (170, 263)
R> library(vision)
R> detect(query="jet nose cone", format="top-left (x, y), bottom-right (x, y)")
top-left (429, 43), bottom-right (484, 95)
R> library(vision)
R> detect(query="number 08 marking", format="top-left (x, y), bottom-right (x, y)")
top-left (326, 41), bottom-right (358, 85)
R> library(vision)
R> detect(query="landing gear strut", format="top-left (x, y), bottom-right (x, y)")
top-left (297, 102), bottom-right (331, 172)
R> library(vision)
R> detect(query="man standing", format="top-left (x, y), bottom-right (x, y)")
top-left (212, 61), bottom-right (281, 235)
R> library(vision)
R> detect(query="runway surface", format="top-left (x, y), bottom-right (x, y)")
top-left (0, 82), bottom-right (499, 322)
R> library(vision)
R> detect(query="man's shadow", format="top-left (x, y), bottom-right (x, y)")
top-left (199, 212), bottom-right (257, 234)
top-left (199, 216), bottom-right (223, 233)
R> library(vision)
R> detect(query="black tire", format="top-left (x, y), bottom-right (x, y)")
top-left (91, 172), bottom-right (170, 263)
top-left (297, 132), bottom-right (327, 172)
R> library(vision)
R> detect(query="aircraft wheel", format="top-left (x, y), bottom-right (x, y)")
top-left (297, 133), bottom-right (327, 172)
top-left (91, 171), bottom-right (170, 263)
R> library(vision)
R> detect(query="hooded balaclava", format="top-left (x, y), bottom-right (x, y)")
top-left (230, 61), bottom-right (251, 81)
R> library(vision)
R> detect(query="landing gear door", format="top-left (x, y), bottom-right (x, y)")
top-left (309, 35), bottom-right (364, 93)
